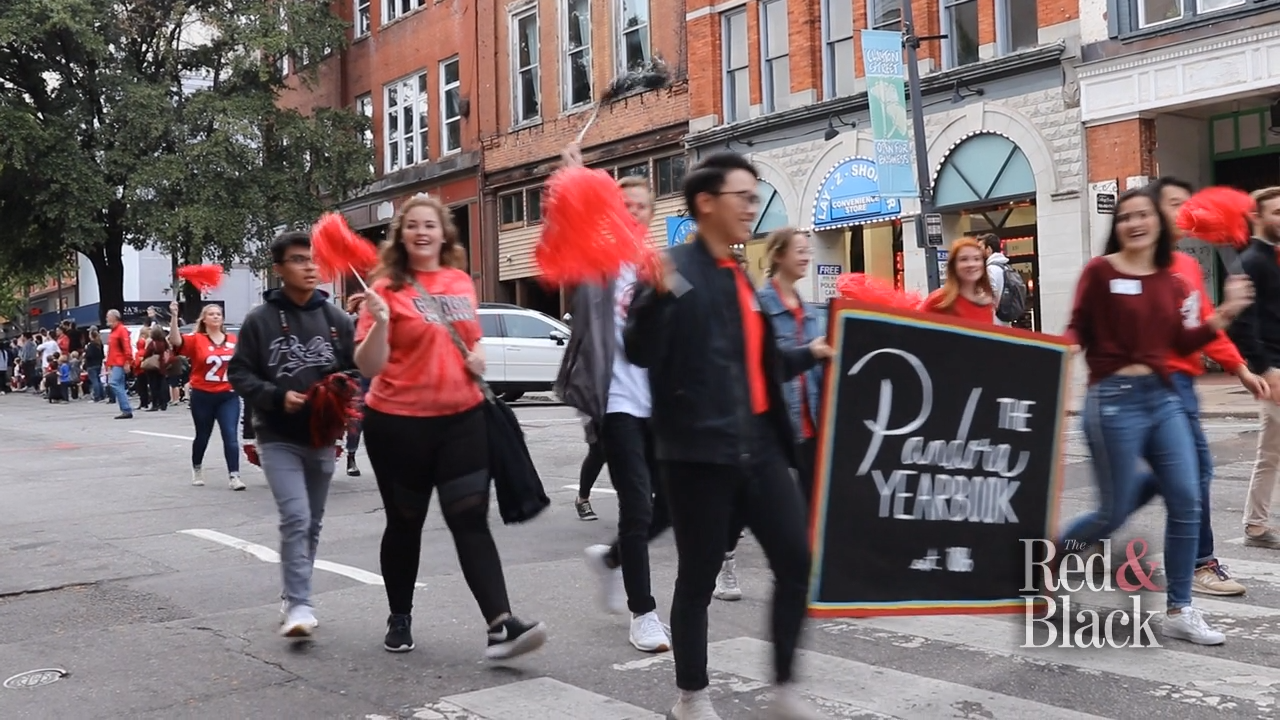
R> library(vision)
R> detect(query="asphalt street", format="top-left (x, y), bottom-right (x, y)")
top-left (1, 392), bottom-right (1280, 719)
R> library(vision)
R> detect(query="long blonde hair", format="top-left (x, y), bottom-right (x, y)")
top-left (764, 227), bottom-right (804, 277)
top-left (374, 194), bottom-right (467, 290)
top-left (195, 304), bottom-right (224, 336)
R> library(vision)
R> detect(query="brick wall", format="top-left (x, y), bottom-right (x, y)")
top-left (1085, 119), bottom-right (1157, 184)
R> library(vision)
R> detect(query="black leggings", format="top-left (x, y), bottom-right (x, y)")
top-left (725, 436), bottom-right (817, 555)
top-left (578, 440), bottom-right (605, 499)
top-left (362, 405), bottom-right (511, 623)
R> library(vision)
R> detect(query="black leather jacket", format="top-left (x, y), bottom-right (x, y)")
top-left (624, 238), bottom-right (819, 467)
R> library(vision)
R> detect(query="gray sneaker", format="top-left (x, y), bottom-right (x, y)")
top-left (1243, 527), bottom-right (1280, 548)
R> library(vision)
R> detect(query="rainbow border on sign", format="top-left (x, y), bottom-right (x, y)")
top-left (805, 300), bottom-right (1073, 618)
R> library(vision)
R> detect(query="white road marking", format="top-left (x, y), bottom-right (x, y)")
top-left (131, 430), bottom-right (195, 441)
top-left (708, 636), bottom-right (1107, 719)
top-left (1148, 552), bottom-right (1280, 585)
top-left (562, 485), bottom-right (616, 495)
top-left (435, 677), bottom-right (662, 720)
top-left (178, 528), bottom-right (424, 588)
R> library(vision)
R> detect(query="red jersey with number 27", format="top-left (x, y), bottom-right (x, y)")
top-left (180, 332), bottom-right (238, 393)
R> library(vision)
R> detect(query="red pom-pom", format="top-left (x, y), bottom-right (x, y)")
top-left (836, 273), bottom-right (922, 310)
top-left (1176, 186), bottom-right (1255, 250)
top-left (312, 212), bottom-right (379, 283)
top-left (536, 167), bottom-right (651, 286)
top-left (307, 373), bottom-right (363, 448)
top-left (176, 264), bottom-right (225, 293)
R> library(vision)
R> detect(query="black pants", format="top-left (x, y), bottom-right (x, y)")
top-left (725, 436), bottom-right (817, 554)
top-left (135, 372), bottom-right (150, 407)
top-left (578, 440), bottom-right (605, 499)
top-left (146, 370), bottom-right (168, 410)
top-left (363, 405), bottom-right (511, 623)
top-left (664, 416), bottom-right (810, 691)
top-left (600, 413), bottom-right (669, 616)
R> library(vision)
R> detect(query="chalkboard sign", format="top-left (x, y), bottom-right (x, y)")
top-left (808, 300), bottom-right (1071, 617)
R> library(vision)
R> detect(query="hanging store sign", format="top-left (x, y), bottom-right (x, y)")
top-left (861, 30), bottom-right (918, 199)
top-left (811, 157), bottom-right (902, 231)
top-left (665, 216), bottom-right (697, 247)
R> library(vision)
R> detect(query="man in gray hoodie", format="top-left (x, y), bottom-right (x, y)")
top-left (979, 233), bottom-right (1011, 327)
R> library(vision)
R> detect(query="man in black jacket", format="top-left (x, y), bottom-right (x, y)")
top-left (625, 151), bottom-right (832, 720)
top-left (228, 231), bottom-right (356, 639)
top-left (1229, 186), bottom-right (1280, 549)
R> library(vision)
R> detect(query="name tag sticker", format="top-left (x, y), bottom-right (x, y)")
top-left (1109, 278), bottom-right (1142, 296)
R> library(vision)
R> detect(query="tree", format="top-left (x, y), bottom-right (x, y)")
top-left (0, 0), bottom-right (373, 322)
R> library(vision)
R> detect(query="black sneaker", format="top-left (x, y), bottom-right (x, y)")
top-left (484, 616), bottom-right (547, 660)
top-left (575, 498), bottom-right (597, 521)
top-left (384, 613), bottom-right (414, 653)
top-left (347, 455), bottom-right (361, 477)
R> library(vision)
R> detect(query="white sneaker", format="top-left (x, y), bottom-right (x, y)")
top-left (229, 473), bottom-right (246, 491)
top-left (585, 544), bottom-right (627, 614)
top-left (714, 555), bottom-right (742, 601)
top-left (629, 610), bottom-right (671, 653)
top-left (280, 603), bottom-right (317, 638)
top-left (668, 689), bottom-right (721, 719)
top-left (768, 685), bottom-right (826, 719)
top-left (1162, 606), bottom-right (1225, 645)
top-left (191, 467), bottom-right (205, 486)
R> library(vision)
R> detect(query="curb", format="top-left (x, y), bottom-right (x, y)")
top-left (1065, 409), bottom-right (1252, 419)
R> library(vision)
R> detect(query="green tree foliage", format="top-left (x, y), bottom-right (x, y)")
top-left (0, 0), bottom-right (373, 321)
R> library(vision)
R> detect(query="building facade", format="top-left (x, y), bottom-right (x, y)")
top-left (278, 0), bottom-right (485, 299)
top-left (683, 0), bottom-right (1085, 333)
top-left (1077, 0), bottom-right (1280, 305)
top-left (476, 0), bottom-right (691, 315)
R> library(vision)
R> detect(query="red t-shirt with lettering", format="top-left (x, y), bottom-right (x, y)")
top-left (719, 259), bottom-right (769, 414)
top-left (179, 332), bottom-right (237, 393)
top-left (356, 268), bottom-right (484, 418)
top-left (920, 289), bottom-right (995, 324)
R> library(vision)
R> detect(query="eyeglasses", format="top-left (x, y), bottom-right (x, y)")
top-left (282, 255), bottom-right (316, 267)
top-left (715, 190), bottom-right (762, 208)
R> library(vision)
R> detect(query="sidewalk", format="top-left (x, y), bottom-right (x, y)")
top-left (1066, 373), bottom-right (1260, 418)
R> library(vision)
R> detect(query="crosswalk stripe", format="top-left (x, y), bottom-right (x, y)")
top-left (839, 614), bottom-right (1280, 705)
top-left (1066, 586), bottom-right (1280, 619)
top-left (433, 677), bottom-right (663, 720)
top-left (1148, 553), bottom-right (1280, 584)
top-left (707, 636), bottom-right (1107, 719)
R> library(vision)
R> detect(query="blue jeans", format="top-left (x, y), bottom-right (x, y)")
top-left (260, 442), bottom-right (335, 608)
top-left (108, 366), bottom-right (133, 414)
top-left (1133, 372), bottom-right (1214, 566)
top-left (190, 389), bottom-right (241, 473)
top-left (1061, 374), bottom-right (1200, 609)
top-left (86, 366), bottom-right (104, 401)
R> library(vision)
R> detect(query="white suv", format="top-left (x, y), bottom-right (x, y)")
top-left (477, 304), bottom-right (570, 402)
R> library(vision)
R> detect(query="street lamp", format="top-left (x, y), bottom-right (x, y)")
top-left (900, 1), bottom-right (948, 291)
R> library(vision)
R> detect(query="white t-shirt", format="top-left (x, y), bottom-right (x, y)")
top-left (606, 264), bottom-right (652, 418)
top-left (38, 340), bottom-right (60, 366)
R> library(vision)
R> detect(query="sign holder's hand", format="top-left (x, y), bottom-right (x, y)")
top-left (283, 390), bottom-right (307, 413)
top-left (809, 337), bottom-right (834, 360)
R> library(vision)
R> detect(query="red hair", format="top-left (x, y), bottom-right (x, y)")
top-left (933, 238), bottom-right (994, 312)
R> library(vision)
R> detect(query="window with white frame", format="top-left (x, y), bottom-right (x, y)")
top-left (355, 0), bottom-right (371, 36)
top-left (440, 57), bottom-right (462, 154)
top-left (760, 0), bottom-right (789, 113)
top-left (868, 0), bottom-right (901, 29)
top-left (616, 0), bottom-right (651, 72)
top-left (1195, 0), bottom-right (1245, 13)
top-left (943, 0), bottom-right (979, 67)
top-left (512, 8), bottom-right (541, 124)
top-left (723, 9), bottom-right (749, 123)
top-left (998, 0), bottom-right (1037, 52)
top-left (383, 72), bottom-right (429, 173)
top-left (1137, 0), bottom-right (1183, 25)
top-left (822, 0), bottom-right (854, 98)
top-left (356, 93), bottom-right (374, 172)
top-left (562, 0), bottom-right (592, 109)
top-left (384, 0), bottom-right (426, 24)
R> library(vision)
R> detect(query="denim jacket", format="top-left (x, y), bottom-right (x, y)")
top-left (757, 280), bottom-right (826, 443)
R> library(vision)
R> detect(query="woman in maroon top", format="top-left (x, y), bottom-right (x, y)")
top-left (1062, 187), bottom-right (1253, 647)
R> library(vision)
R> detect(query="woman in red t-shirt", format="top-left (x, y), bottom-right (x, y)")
top-left (168, 301), bottom-right (244, 491)
top-left (354, 194), bottom-right (546, 660)
top-left (919, 238), bottom-right (995, 323)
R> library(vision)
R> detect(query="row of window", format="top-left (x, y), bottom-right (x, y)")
top-left (353, 58), bottom-right (463, 174)
top-left (1136, 0), bottom-right (1249, 29)
top-left (498, 154), bottom-right (688, 228)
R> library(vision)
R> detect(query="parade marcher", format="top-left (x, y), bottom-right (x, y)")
top-left (714, 227), bottom-right (826, 604)
top-left (228, 231), bottom-right (355, 638)
top-left (343, 293), bottom-right (372, 477)
top-left (1229, 185), bottom-right (1280, 549)
top-left (555, 143), bottom-right (673, 653)
top-left (169, 300), bottom-right (244, 491)
top-left (574, 433), bottom-right (605, 521)
top-left (919, 238), bottom-right (995, 322)
top-left (1062, 187), bottom-right (1255, 646)
top-left (104, 311), bottom-right (135, 419)
top-left (625, 151), bottom-right (832, 720)
top-left (354, 194), bottom-right (547, 660)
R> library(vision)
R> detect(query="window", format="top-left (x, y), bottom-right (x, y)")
top-left (618, 162), bottom-right (649, 178)
top-left (823, 0), bottom-right (854, 98)
top-left (512, 9), bottom-right (541, 124)
top-left (999, 0), bottom-right (1038, 52)
top-left (277, 4), bottom-right (290, 76)
top-left (479, 314), bottom-right (503, 337)
top-left (384, 72), bottom-right (429, 173)
top-left (760, 0), bottom-right (789, 113)
top-left (617, 0), bottom-right (651, 72)
top-left (944, 0), bottom-right (979, 68)
top-left (499, 192), bottom-right (525, 226)
top-left (526, 187), bottom-right (543, 223)
top-left (562, 0), bottom-right (593, 109)
top-left (655, 155), bottom-right (686, 197)
top-left (355, 93), bottom-right (374, 173)
top-left (723, 10), bottom-right (749, 123)
top-left (1195, 0), bottom-right (1245, 12)
top-left (503, 314), bottom-right (556, 339)
top-left (868, 0), bottom-right (901, 29)
top-left (1137, 0), bottom-right (1182, 25)
top-left (355, 0), bottom-right (371, 36)
top-left (384, 0), bottom-right (426, 24)
top-left (440, 57), bottom-right (462, 154)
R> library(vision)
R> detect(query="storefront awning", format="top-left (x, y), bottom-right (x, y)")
top-left (810, 156), bottom-right (903, 232)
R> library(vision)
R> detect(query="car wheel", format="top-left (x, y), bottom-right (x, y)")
top-left (501, 390), bottom-right (525, 403)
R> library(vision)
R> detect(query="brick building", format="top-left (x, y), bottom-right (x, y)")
top-left (278, 0), bottom-right (485, 296)
top-left (682, 0), bottom-right (1084, 333)
top-left (475, 0), bottom-right (691, 313)
top-left (1077, 0), bottom-right (1280, 306)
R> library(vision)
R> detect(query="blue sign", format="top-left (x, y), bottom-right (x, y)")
top-left (666, 216), bottom-right (697, 247)
top-left (811, 156), bottom-right (903, 231)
